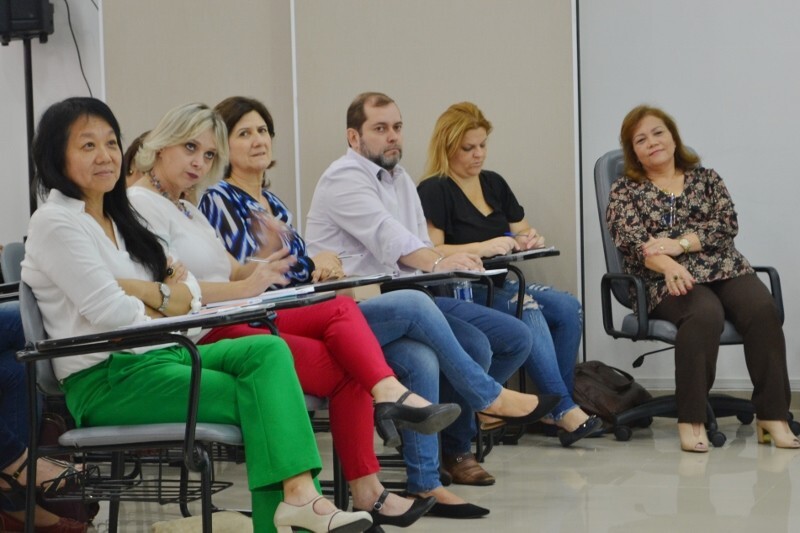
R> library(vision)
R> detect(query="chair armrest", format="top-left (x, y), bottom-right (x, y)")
top-left (380, 280), bottom-right (435, 299)
top-left (0, 281), bottom-right (19, 301)
top-left (600, 272), bottom-right (649, 340)
top-left (380, 271), bottom-right (496, 306)
top-left (752, 266), bottom-right (783, 324)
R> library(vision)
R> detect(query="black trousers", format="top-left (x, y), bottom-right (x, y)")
top-left (650, 273), bottom-right (790, 423)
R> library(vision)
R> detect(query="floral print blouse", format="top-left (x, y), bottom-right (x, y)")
top-left (606, 166), bottom-right (753, 312)
top-left (199, 180), bottom-right (315, 285)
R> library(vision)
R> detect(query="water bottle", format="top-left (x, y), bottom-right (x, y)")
top-left (452, 280), bottom-right (473, 302)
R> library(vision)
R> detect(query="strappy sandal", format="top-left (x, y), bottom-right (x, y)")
top-left (38, 458), bottom-right (99, 498)
top-left (1, 456), bottom-right (97, 501)
top-left (0, 463), bottom-right (28, 508)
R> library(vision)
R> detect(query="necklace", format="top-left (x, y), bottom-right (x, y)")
top-left (150, 174), bottom-right (192, 219)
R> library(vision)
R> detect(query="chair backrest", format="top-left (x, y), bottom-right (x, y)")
top-left (1, 241), bottom-right (25, 283)
top-left (19, 281), bottom-right (63, 397)
top-left (593, 149), bottom-right (633, 308)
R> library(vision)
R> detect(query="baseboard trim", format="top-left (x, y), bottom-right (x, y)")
top-left (638, 379), bottom-right (800, 409)
top-left (639, 378), bottom-right (800, 390)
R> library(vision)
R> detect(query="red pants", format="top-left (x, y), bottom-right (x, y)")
top-left (200, 295), bottom-right (393, 480)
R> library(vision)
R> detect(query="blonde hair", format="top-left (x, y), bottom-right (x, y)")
top-left (135, 102), bottom-right (229, 183)
top-left (423, 102), bottom-right (492, 180)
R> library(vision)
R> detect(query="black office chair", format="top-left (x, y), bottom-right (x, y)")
top-left (593, 149), bottom-right (795, 445)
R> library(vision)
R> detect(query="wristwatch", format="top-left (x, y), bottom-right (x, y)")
top-left (679, 238), bottom-right (691, 255)
top-left (157, 282), bottom-right (171, 313)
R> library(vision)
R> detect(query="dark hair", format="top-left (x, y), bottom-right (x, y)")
top-left (32, 97), bottom-right (167, 280)
top-left (346, 92), bottom-right (395, 134)
top-left (214, 96), bottom-right (276, 179)
top-left (619, 105), bottom-right (700, 182)
top-left (122, 130), bottom-right (149, 178)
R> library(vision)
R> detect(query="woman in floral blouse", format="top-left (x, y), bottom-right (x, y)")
top-left (606, 105), bottom-right (796, 452)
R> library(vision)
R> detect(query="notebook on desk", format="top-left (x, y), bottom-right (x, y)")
top-left (483, 246), bottom-right (559, 265)
top-left (116, 301), bottom-right (275, 330)
top-left (311, 273), bottom-right (392, 292)
top-left (203, 285), bottom-right (315, 310)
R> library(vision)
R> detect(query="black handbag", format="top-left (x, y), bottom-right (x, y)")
top-left (573, 361), bottom-right (653, 424)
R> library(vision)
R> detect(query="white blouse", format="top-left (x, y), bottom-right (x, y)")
top-left (128, 187), bottom-right (232, 283)
top-left (22, 190), bottom-right (153, 380)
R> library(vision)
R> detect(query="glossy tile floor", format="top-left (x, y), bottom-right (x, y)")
top-left (88, 411), bottom-right (800, 533)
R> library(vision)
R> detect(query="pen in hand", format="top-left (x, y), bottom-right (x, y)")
top-left (246, 257), bottom-right (273, 264)
top-left (338, 253), bottom-right (365, 259)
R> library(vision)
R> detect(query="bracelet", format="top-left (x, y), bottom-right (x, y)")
top-left (431, 256), bottom-right (445, 272)
top-left (182, 275), bottom-right (203, 314)
top-left (157, 283), bottom-right (171, 313)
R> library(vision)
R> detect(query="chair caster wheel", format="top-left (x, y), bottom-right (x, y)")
top-left (708, 430), bottom-right (726, 448)
top-left (736, 413), bottom-right (754, 425)
top-left (614, 425), bottom-right (632, 442)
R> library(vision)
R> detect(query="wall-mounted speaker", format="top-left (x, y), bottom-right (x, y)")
top-left (0, 0), bottom-right (54, 45)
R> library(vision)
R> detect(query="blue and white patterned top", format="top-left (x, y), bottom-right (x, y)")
top-left (198, 180), bottom-right (315, 285)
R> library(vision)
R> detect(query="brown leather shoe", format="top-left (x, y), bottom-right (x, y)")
top-left (442, 452), bottom-right (496, 486)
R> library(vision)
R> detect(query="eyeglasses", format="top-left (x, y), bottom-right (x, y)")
top-left (660, 193), bottom-right (676, 228)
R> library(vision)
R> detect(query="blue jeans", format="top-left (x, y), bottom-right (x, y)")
top-left (432, 297), bottom-right (531, 454)
top-left (473, 279), bottom-right (583, 420)
top-left (358, 290), bottom-right (521, 492)
top-left (0, 301), bottom-right (27, 512)
top-left (0, 301), bottom-right (26, 471)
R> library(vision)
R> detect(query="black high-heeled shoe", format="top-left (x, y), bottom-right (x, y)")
top-left (374, 391), bottom-right (461, 448)
top-left (557, 415), bottom-right (604, 448)
top-left (478, 394), bottom-right (560, 425)
top-left (355, 489), bottom-right (436, 532)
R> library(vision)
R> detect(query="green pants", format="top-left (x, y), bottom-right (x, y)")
top-left (62, 335), bottom-right (322, 532)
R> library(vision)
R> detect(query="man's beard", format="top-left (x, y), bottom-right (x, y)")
top-left (359, 140), bottom-right (402, 171)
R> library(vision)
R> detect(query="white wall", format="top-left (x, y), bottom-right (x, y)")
top-left (579, 0), bottom-right (800, 389)
top-left (0, 0), bottom-right (103, 245)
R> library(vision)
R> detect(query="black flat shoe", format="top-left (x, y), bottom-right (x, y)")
top-left (557, 415), bottom-right (604, 448)
top-left (478, 393), bottom-right (560, 425)
top-left (355, 489), bottom-right (436, 530)
top-left (427, 501), bottom-right (490, 519)
top-left (374, 391), bottom-right (461, 448)
top-left (401, 492), bottom-right (489, 519)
